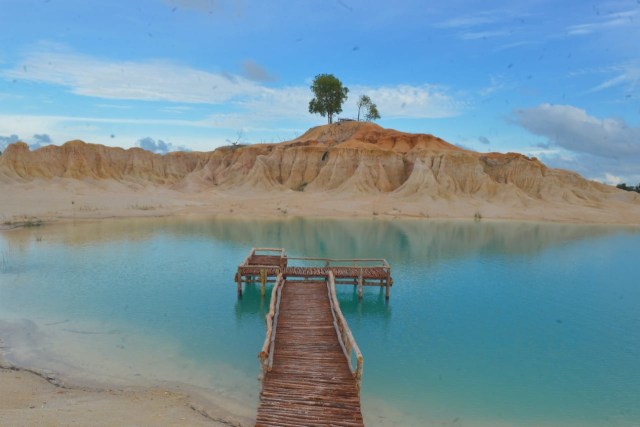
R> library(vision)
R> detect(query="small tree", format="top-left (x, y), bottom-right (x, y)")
top-left (357, 94), bottom-right (381, 122)
top-left (309, 74), bottom-right (349, 124)
top-left (357, 95), bottom-right (370, 121)
top-left (366, 103), bottom-right (380, 121)
top-left (617, 182), bottom-right (640, 194)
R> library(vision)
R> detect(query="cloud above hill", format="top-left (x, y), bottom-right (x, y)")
top-left (0, 134), bottom-right (20, 152)
top-left (138, 137), bottom-right (190, 153)
top-left (4, 45), bottom-right (463, 122)
top-left (514, 103), bottom-right (640, 183)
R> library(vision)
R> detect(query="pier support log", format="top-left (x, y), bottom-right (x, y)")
top-left (357, 272), bottom-right (363, 300)
top-left (235, 273), bottom-right (242, 297)
top-left (385, 272), bottom-right (391, 300)
top-left (260, 269), bottom-right (267, 296)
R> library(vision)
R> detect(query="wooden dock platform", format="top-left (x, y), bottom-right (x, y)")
top-left (235, 247), bottom-right (393, 299)
top-left (236, 248), bottom-right (392, 426)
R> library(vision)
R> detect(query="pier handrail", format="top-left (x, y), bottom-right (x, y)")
top-left (326, 271), bottom-right (364, 391)
top-left (239, 249), bottom-right (254, 268)
top-left (252, 247), bottom-right (286, 256)
top-left (288, 256), bottom-right (390, 269)
top-left (258, 273), bottom-right (284, 381)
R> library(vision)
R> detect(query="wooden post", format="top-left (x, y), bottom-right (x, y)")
top-left (260, 269), bottom-right (267, 296)
top-left (235, 272), bottom-right (242, 297)
top-left (357, 271), bottom-right (363, 300)
top-left (385, 270), bottom-right (391, 300)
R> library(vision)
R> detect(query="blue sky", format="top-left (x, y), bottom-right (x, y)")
top-left (1, 0), bottom-right (639, 184)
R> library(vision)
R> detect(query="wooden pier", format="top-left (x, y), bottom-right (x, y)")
top-left (236, 248), bottom-right (393, 426)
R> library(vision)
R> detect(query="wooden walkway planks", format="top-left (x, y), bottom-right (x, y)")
top-left (256, 280), bottom-right (364, 427)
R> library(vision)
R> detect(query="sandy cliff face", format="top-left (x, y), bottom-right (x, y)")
top-left (0, 140), bottom-right (210, 184)
top-left (1, 122), bottom-right (637, 213)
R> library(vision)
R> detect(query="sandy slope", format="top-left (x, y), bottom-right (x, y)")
top-left (0, 365), bottom-right (249, 426)
top-left (1, 176), bottom-right (639, 226)
top-left (1, 122), bottom-right (639, 225)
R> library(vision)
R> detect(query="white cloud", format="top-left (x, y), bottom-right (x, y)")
top-left (567, 10), bottom-right (638, 36)
top-left (478, 75), bottom-right (511, 97)
top-left (95, 103), bottom-right (133, 110)
top-left (433, 10), bottom-right (524, 41)
top-left (4, 46), bottom-right (263, 104)
top-left (0, 134), bottom-right (20, 152)
top-left (0, 113), bottom-right (207, 131)
top-left (232, 85), bottom-right (312, 121)
top-left (0, 132), bottom-right (56, 151)
top-left (539, 152), bottom-right (640, 185)
top-left (434, 12), bottom-right (500, 29)
top-left (494, 40), bottom-right (538, 52)
top-left (569, 62), bottom-right (640, 94)
top-left (138, 137), bottom-right (189, 153)
top-left (603, 173), bottom-right (623, 185)
top-left (31, 133), bottom-right (53, 149)
top-left (220, 83), bottom-right (463, 123)
top-left (514, 104), bottom-right (640, 159)
top-left (459, 30), bottom-right (510, 40)
top-left (33, 133), bottom-right (52, 143)
top-left (590, 63), bottom-right (640, 93)
top-left (513, 103), bottom-right (640, 182)
top-left (346, 85), bottom-right (463, 119)
top-left (161, 106), bottom-right (194, 114)
top-left (3, 46), bottom-right (463, 123)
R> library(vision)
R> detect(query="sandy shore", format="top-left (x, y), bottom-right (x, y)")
top-left (0, 361), bottom-right (251, 427)
top-left (2, 178), bottom-right (640, 226)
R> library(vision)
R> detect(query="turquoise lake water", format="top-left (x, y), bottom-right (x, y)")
top-left (0, 217), bottom-right (639, 426)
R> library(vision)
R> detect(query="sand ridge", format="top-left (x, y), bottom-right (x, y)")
top-left (1, 122), bottom-right (639, 225)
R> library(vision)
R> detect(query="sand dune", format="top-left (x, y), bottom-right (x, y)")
top-left (1, 122), bottom-right (639, 224)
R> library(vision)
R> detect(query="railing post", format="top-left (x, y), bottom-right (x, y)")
top-left (260, 269), bottom-right (267, 296)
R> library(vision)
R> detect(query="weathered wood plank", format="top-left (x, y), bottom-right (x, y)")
top-left (255, 280), bottom-right (364, 427)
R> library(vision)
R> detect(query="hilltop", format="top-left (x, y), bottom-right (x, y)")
top-left (1, 122), bottom-right (639, 224)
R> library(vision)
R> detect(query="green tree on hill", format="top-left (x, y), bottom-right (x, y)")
top-left (357, 95), bottom-right (381, 122)
top-left (616, 183), bottom-right (640, 193)
top-left (308, 74), bottom-right (349, 124)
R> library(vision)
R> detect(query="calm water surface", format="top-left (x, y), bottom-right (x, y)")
top-left (0, 218), bottom-right (638, 426)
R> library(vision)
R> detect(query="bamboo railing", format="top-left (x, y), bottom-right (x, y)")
top-left (258, 273), bottom-right (284, 382)
top-left (326, 270), bottom-right (364, 391)
top-left (287, 256), bottom-right (390, 269)
top-left (238, 248), bottom-right (392, 298)
top-left (249, 247), bottom-right (287, 266)
top-left (252, 247), bottom-right (287, 257)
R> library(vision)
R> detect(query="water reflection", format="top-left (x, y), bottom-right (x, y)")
top-left (339, 286), bottom-right (392, 317)
top-left (2, 217), bottom-right (635, 269)
top-left (234, 283), bottom-right (269, 321)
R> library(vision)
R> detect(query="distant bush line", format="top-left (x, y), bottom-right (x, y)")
top-left (616, 183), bottom-right (640, 193)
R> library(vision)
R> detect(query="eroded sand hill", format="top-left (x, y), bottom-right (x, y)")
top-left (1, 122), bottom-right (638, 224)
